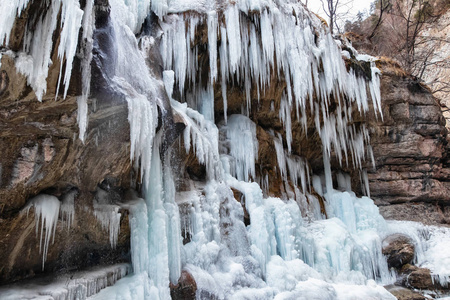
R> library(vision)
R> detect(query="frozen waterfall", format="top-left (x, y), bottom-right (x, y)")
top-left (2, 0), bottom-right (450, 300)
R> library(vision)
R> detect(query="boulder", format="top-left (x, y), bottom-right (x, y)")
top-left (405, 267), bottom-right (435, 290)
top-left (170, 270), bottom-right (197, 300)
top-left (382, 234), bottom-right (415, 269)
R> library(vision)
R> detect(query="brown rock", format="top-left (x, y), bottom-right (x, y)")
top-left (170, 270), bottom-right (197, 300)
top-left (382, 234), bottom-right (415, 269)
top-left (365, 69), bottom-right (450, 207)
top-left (405, 267), bottom-right (435, 290)
top-left (385, 285), bottom-right (426, 300)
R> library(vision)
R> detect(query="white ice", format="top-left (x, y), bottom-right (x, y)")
top-left (23, 194), bottom-right (61, 269)
top-left (222, 115), bottom-right (258, 182)
top-left (93, 188), bottom-right (122, 249)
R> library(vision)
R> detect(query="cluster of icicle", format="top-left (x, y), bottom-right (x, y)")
top-left (1, 0), bottom-right (94, 141)
top-left (159, 0), bottom-right (382, 196)
top-left (22, 192), bottom-right (75, 269)
top-left (21, 188), bottom-right (123, 270)
top-left (1, 0), bottom-right (380, 194)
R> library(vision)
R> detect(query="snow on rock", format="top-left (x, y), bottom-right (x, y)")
top-left (387, 220), bottom-right (450, 289)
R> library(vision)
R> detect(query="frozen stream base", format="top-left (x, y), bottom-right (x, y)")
top-left (0, 263), bottom-right (130, 300)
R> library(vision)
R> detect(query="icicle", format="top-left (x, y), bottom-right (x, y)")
top-left (219, 25), bottom-right (229, 123)
top-left (123, 197), bottom-right (149, 274)
top-left (93, 189), bottom-right (122, 249)
top-left (76, 0), bottom-right (95, 142)
top-left (23, 194), bottom-right (61, 269)
top-left (14, 1), bottom-right (60, 101)
top-left (163, 70), bottom-right (175, 99)
top-left (55, 0), bottom-right (84, 99)
top-left (60, 190), bottom-right (76, 230)
top-left (0, 0), bottom-right (31, 47)
top-left (274, 135), bottom-right (287, 181)
top-left (144, 133), bottom-right (171, 299)
top-left (224, 5), bottom-right (241, 75)
top-left (207, 11), bottom-right (218, 85)
top-left (361, 169), bottom-right (371, 198)
top-left (279, 92), bottom-right (292, 153)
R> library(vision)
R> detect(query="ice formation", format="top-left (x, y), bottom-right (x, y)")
top-left (0, 264), bottom-right (130, 300)
top-left (93, 188), bottom-right (122, 249)
top-left (60, 190), bottom-right (77, 229)
top-left (3, 0), bottom-right (450, 299)
top-left (223, 115), bottom-right (259, 182)
top-left (23, 194), bottom-right (61, 269)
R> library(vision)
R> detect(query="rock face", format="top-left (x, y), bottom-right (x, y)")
top-left (403, 266), bottom-right (435, 290)
top-left (364, 59), bottom-right (450, 223)
top-left (400, 264), bottom-right (448, 291)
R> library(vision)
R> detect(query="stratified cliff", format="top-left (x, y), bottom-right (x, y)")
top-left (367, 59), bottom-right (450, 224)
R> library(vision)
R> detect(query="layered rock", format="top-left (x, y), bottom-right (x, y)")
top-left (364, 59), bottom-right (450, 223)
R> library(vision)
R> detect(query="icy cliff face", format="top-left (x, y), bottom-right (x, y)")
top-left (1, 0), bottom-right (450, 299)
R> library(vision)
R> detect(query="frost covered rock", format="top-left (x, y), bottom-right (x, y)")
top-left (382, 234), bottom-right (415, 269)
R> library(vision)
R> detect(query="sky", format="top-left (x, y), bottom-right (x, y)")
top-left (306, 0), bottom-right (374, 26)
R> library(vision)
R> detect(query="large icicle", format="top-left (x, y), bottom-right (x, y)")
top-left (55, 0), bottom-right (84, 99)
top-left (76, 0), bottom-right (95, 142)
top-left (23, 194), bottom-right (61, 269)
top-left (144, 133), bottom-right (171, 299)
